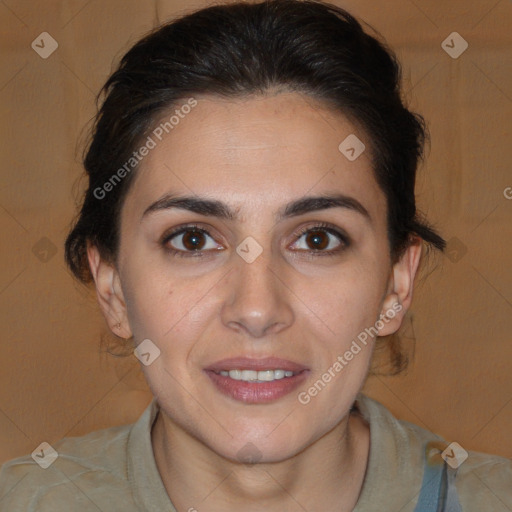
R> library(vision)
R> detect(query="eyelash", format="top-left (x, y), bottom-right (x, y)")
top-left (160, 222), bottom-right (350, 259)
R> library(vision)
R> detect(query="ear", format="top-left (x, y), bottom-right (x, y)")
top-left (377, 237), bottom-right (423, 336)
top-left (86, 242), bottom-right (132, 339)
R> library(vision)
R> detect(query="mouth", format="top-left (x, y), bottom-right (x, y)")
top-left (204, 357), bottom-right (310, 404)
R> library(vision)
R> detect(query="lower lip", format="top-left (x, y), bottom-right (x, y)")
top-left (204, 370), bottom-right (310, 404)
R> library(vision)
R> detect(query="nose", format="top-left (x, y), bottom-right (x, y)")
top-left (220, 250), bottom-right (294, 339)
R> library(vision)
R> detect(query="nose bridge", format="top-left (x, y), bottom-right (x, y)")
top-left (220, 245), bottom-right (294, 338)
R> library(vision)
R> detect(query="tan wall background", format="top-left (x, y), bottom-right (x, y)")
top-left (0, 0), bottom-right (511, 466)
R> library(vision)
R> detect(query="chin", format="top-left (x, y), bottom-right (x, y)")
top-left (206, 430), bottom-right (309, 466)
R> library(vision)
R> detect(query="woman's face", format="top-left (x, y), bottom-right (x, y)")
top-left (90, 92), bottom-right (419, 463)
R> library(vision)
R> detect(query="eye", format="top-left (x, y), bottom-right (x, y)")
top-left (160, 222), bottom-right (350, 259)
top-left (290, 222), bottom-right (350, 255)
top-left (161, 224), bottom-right (222, 257)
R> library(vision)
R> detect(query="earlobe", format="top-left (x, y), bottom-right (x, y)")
top-left (86, 242), bottom-right (132, 339)
top-left (377, 238), bottom-right (422, 336)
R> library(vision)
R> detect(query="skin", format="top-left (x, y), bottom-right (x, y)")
top-left (87, 92), bottom-right (422, 512)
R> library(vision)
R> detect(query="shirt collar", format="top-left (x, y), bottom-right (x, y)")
top-left (127, 392), bottom-right (425, 511)
top-left (353, 391), bottom-right (426, 511)
top-left (127, 397), bottom-right (176, 512)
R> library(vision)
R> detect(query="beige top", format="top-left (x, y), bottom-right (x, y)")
top-left (0, 393), bottom-right (510, 511)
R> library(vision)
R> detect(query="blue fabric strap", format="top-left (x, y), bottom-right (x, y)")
top-left (414, 448), bottom-right (444, 511)
top-left (441, 464), bottom-right (463, 512)
top-left (413, 441), bottom-right (463, 512)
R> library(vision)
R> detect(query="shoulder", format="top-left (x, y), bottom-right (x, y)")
top-left (455, 449), bottom-right (512, 510)
top-left (355, 393), bottom-right (512, 509)
top-left (387, 402), bottom-right (512, 507)
top-left (0, 422), bottom-right (136, 512)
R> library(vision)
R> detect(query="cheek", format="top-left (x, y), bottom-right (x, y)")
top-left (120, 259), bottom-right (175, 339)
top-left (296, 262), bottom-right (385, 344)
top-left (121, 262), bottom-right (221, 348)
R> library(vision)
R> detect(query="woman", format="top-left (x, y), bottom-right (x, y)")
top-left (0, 1), bottom-right (510, 511)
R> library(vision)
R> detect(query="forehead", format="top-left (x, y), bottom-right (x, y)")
top-left (123, 92), bottom-right (386, 222)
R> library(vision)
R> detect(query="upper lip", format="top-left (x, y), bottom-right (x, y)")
top-left (204, 357), bottom-right (309, 373)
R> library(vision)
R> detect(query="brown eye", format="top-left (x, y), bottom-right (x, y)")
top-left (162, 225), bottom-right (221, 256)
top-left (181, 230), bottom-right (207, 250)
top-left (290, 224), bottom-right (350, 256)
top-left (305, 230), bottom-right (329, 250)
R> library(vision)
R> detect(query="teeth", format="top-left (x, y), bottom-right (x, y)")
top-left (218, 369), bottom-right (297, 382)
top-left (228, 369), bottom-right (242, 380)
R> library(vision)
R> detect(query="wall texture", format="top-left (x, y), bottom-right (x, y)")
top-left (0, 0), bottom-right (511, 468)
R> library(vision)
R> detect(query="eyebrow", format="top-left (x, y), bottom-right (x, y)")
top-left (141, 193), bottom-right (371, 223)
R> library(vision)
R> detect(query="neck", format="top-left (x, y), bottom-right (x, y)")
top-left (151, 407), bottom-right (370, 512)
